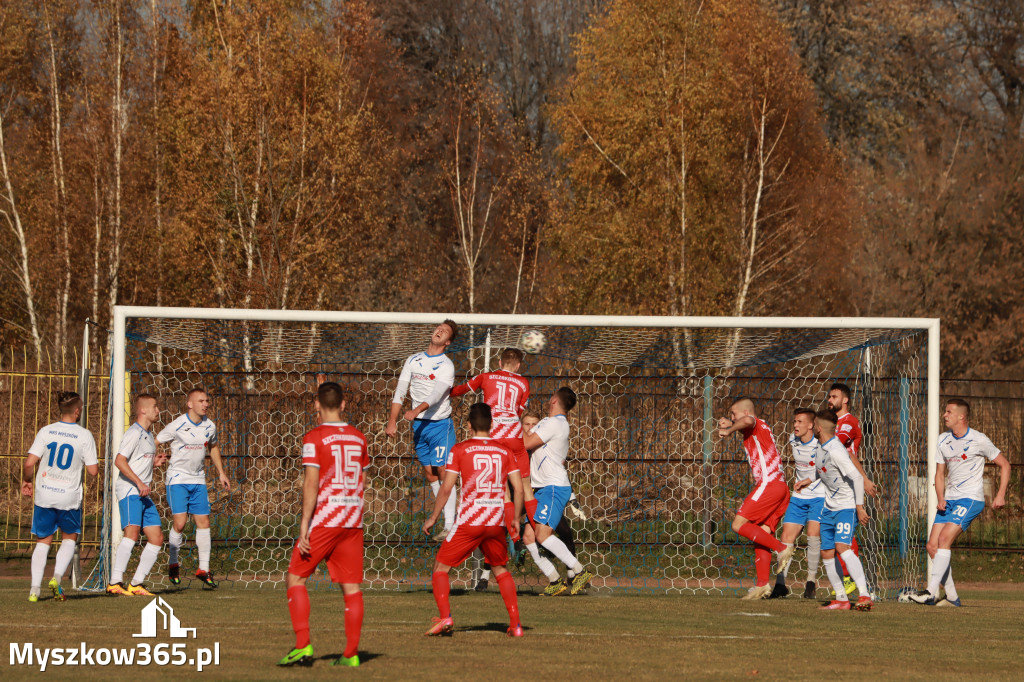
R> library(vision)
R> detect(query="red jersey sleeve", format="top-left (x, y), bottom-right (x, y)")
top-left (445, 443), bottom-right (463, 475)
top-left (451, 374), bottom-right (485, 398)
top-left (301, 432), bottom-right (320, 467)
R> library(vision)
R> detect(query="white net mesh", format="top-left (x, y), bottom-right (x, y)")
top-left (93, 317), bottom-right (930, 598)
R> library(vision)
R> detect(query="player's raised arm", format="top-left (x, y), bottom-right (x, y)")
top-left (450, 373), bottom-right (483, 399)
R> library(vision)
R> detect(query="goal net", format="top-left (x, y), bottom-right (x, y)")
top-left (85, 308), bottom-right (939, 599)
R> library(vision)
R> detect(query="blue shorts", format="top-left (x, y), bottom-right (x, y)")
top-left (118, 494), bottom-right (162, 529)
top-left (166, 483), bottom-right (211, 516)
top-left (413, 418), bottom-right (455, 468)
top-left (533, 486), bottom-right (573, 528)
top-left (819, 508), bottom-right (857, 551)
top-left (32, 506), bottom-right (81, 538)
top-left (934, 498), bottom-right (985, 530)
top-left (782, 496), bottom-right (825, 527)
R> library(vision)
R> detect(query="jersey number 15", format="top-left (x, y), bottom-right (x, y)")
top-left (331, 444), bottom-right (361, 488)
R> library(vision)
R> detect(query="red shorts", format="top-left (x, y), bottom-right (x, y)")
top-left (737, 480), bottom-right (790, 531)
top-left (288, 526), bottom-right (364, 584)
top-left (436, 525), bottom-right (508, 568)
top-left (494, 437), bottom-right (529, 478)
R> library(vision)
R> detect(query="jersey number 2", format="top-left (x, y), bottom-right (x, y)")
top-left (331, 444), bottom-right (361, 487)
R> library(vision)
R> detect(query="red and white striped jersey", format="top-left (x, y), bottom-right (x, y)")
top-left (301, 422), bottom-right (370, 529)
top-left (742, 418), bottom-right (784, 486)
top-left (450, 370), bottom-right (530, 438)
top-left (445, 437), bottom-right (518, 527)
top-left (837, 412), bottom-right (863, 456)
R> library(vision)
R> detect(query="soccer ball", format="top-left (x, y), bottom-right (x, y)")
top-left (896, 587), bottom-right (914, 603)
top-left (519, 330), bottom-right (547, 354)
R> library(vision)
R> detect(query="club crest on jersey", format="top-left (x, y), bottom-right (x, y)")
top-left (961, 454), bottom-right (967, 460)
top-left (429, 374), bottom-right (435, 380)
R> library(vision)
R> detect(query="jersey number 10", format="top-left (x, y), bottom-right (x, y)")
top-left (331, 444), bottom-right (361, 488)
top-left (45, 442), bottom-right (74, 470)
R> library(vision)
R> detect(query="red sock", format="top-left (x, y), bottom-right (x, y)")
top-left (343, 591), bottom-right (363, 658)
top-left (432, 571), bottom-right (451, 618)
top-left (287, 584), bottom-right (311, 649)
top-left (737, 523), bottom-right (785, 552)
top-left (495, 571), bottom-right (520, 626)
top-left (504, 501), bottom-right (516, 530)
top-left (754, 546), bottom-right (771, 586)
top-left (525, 499), bottom-right (538, 525)
top-left (851, 536), bottom-right (859, 555)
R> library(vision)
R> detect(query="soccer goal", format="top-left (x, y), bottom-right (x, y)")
top-left (85, 307), bottom-right (939, 600)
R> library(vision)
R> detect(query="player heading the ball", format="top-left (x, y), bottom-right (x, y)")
top-left (107, 393), bottom-right (166, 597)
top-left (386, 319), bottom-right (459, 537)
top-left (157, 387), bottom-right (230, 588)
top-left (22, 391), bottom-right (99, 602)
top-left (909, 398), bottom-right (1010, 607)
top-left (278, 381), bottom-right (368, 668)
top-left (718, 397), bottom-right (794, 600)
top-left (423, 402), bottom-right (525, 637)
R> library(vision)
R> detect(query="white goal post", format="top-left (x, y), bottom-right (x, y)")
top-left (93, 306), bottom-right (939, 596)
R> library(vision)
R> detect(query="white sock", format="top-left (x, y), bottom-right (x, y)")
top-left (196, 528), bottom-right (212, 572)
top-left (526, 542), bottom-right (560, 582)
top-left (480, 569), bottom-right (492, 581)
top-left (840, 549), bottom-right (868, 597)
top-left (430, 480), bottom-right (441, 497)
top-left (52, 540), bottom-right (76, 581)
top-left (927, 548), bottom-right (951, 597)
top-left (942, 565), bottom-right (958, 601)
top-left (168, 529), bottom-right (183, 565)
top-left (31, 542), bottom-right (49, 589)
top-left (806, 536), bottom-right (821, 581)
top-left (823, 557), bottom-right (848, 601)
top-left (781, 543), bottom-right (795, 578)
top-left (443, 493), bottom-right (456, 529)
top-left (541, 536), bottom-right (583, 573)
top-left (132, 543), bottom-right (162, 586)
top-left (111, 537), bottom-right (136, 585)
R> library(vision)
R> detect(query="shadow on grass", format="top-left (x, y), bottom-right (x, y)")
top-left (317, 652), bottom-right (384, 665)
top-left (458, 622), bottom-right (532, 633)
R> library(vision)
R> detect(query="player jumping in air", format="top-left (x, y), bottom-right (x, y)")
top-left (386, 320), bottom-right (459, 538)
top-left (423, 403), bottom-right (525, 637)
top-left (718, 397), bottom-right (794, 600)
top-left (107, 393), bottom-right (166, 596)
top-left (521, 387), bottom-right (594, 596)
top-left (770, 407), bottom-right (823, 599)
top-left (22, 391), bottom-right (99, 602)
top-left (157, 387), bottom-right (230, 588)
top-left (796, 409), bottom-right (873, 611)
top-left (278, 382), bottom-right (368, 667)
top-left (909, 398), bottom-right (1010, 607)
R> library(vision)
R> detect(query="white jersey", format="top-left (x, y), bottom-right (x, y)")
top-left (115, 422), bottom-right (157, 500)
top-left (392, 352), bottom-right (455, 421)
top-left (157, 414), bottom-right (218, 486)
top-left (790, 434), bottom-right (824, 500)
top-left (530, 415), bottom-right (571, 488)
top-left (817, 436), bottom-right (863, 512)
top-left (937, 428), bottom-right (1001, 502)
top-left (28, 421), bottom-right (98, 510)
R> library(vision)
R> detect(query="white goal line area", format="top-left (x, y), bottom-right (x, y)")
top-left (93, 307), bottom-right (939, 595)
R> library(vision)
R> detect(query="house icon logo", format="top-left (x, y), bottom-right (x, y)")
top-left (133, 597), bottom-right (197, 639)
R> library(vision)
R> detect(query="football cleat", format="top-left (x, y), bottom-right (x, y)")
top-left (774, 545), bottom-right (796, 576)
top-left (507, 623), bottom-right (524, 638)
top-left (570, 570), bottom-right (594, 596)
top-left (843, 576), bottom-right (857, 595)
top-left (28, 591), bottom-right (39, 603)
top-left (512, 543), bottom-right (527, 568)
top-left (802, 580), bottom-right (816, 599)
top-left (168, 563), bottom-right (181, 586)
top-left (128, 583), bottom-right (154, 596)
top-left (332, 654), bottom-right (360, 667)
top-left (106, 582), bottom-right (132, 596)
top-left (425, 616), bottom-right (454, 636)
top-left (474, 579), bottom-right (489, 592)
top-left (936, 597), bottom-right (962, 608)
top-left (432, 528), bottom-right (449, 542)
top-left (854, 595), bottom-right (874, 612)
top-left (276, 645), bottom-right (314, 667)
top-left (908, 589), bottom-right (936, 606)
top-left (768, 582), bottom-right (790, 599)
top-left (741, 583), bottom-right (772, 600)
top-left (195, 570), bottom-right (218, 589)
top-left (542, 578), bottom-right (568, 597)
top-left (48, 578), bottom-right (66, 602)
top-left (819, 599), bottom-right (851, 611)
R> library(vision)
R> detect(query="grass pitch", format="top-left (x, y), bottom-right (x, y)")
top-left (2, 577), bottom-right (1023, 680)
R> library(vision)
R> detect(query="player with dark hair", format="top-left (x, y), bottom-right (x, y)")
top-left (718, 397), bottom-right (794, 600)
top-left (279, 382), bottom-right (368, 667)
top-left (423, 403), bottom-right (525, 637)
top-left (22, 392), bottom-right (99, 602)
top-left (157, 387), bottom-right (230, 588)
top-left (386, 320), bottom-right (459, 538)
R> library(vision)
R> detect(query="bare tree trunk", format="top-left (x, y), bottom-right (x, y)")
top-left (107, 0), bottom-right (124, 326)
top-left (44, 12), bottom-right (72, 351)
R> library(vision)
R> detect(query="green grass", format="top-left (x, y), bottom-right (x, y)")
top-left (1, 577), bottom-right (1023, 680)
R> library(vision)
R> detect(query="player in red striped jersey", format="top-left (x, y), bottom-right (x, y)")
top-left (278, 382), bottom-right (368, 668)
top-left (423, 403), bottom-right (525, 637)
top-left (718, 397), bottom-right (795, 600)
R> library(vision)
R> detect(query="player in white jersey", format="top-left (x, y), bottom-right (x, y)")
top-left (386, 319), bottom-right (459, 537)
top-left (520, 387), bottom-right (593, 596)
top-left (157, 388), bottom-right (230, 588)
top-left (909, 398), bottom-right (1010, 607)
top-left (795, 409), bottom-right (872, 611)
top-left (107, 393), bottom-right (166, 596)
top-left (21, 392), bottom-right (98, 602)
top-left (770, 408), bottom-right (823, 600)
